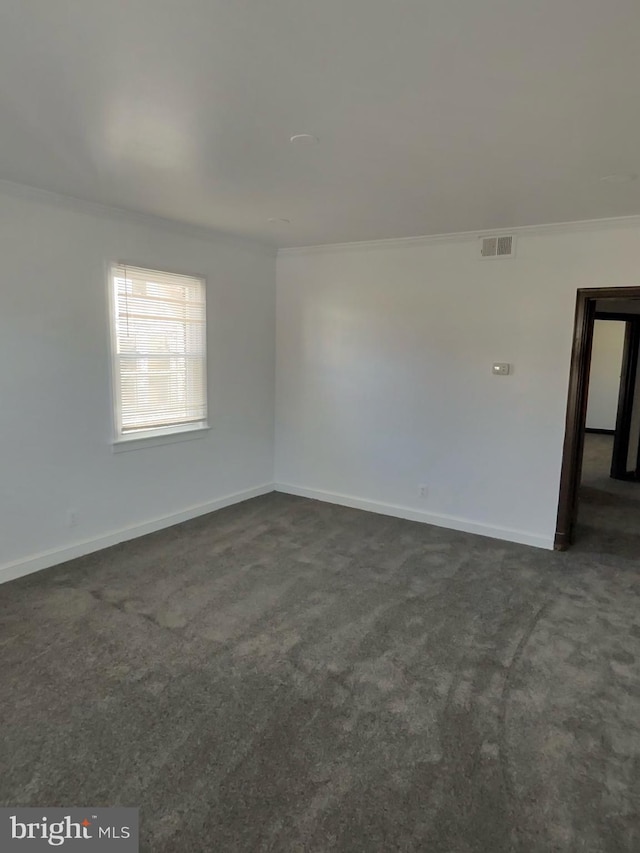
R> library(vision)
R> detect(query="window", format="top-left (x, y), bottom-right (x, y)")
top-left (110, 264), bottom-right (207, 443)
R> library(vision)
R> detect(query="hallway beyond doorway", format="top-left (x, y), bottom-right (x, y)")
top-left (577, 432), bottom-right (640, 557)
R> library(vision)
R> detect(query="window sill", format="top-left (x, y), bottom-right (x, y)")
top-left (112, 425), bottom-right (210, 453)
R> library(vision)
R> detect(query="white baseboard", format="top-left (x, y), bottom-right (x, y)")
top-left (274, 483), bottom-right (554, 550)
top-left (1, 481), bottom-right (553, 586)
top-left (0, 484), bottom-right (275, 586)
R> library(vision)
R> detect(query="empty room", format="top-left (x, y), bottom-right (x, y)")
top-left (1, 1), bottom-right (639, 851)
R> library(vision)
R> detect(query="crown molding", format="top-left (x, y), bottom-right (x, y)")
top-left (0, 178), bottom-right (277, 257)
top-left (3, 176), bottom-right (637, 258)
top-left (278, 213), bottom-right (640, 256)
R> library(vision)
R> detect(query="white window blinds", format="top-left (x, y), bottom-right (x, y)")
top-left (111, 264), bottom-right (207, 437)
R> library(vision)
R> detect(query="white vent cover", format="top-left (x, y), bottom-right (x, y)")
top-left (479, 234), bottom-right (516, 259)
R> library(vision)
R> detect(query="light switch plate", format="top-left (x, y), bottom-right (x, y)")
top-left (492, 362), bottom-right (511, 375)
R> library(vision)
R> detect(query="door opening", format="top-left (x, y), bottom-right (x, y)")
top-left (555, 287), bottom-right (640, 550)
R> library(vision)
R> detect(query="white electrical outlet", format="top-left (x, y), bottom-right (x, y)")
top-left (418, 485), bottom-right (429, 499)
top-left (67, 509), bottom-right (79, 527)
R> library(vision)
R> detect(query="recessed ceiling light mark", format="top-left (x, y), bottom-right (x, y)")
top-left (289, 134), bottom-right (318, 145)
top-left (600, 174), bottom-right (637, 184)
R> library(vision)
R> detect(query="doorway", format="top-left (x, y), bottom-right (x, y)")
top-left (556, 286), bottom-right (640, 549)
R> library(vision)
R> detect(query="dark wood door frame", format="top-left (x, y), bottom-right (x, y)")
top-left (555, 286), bottom-right (640, 550)
top-left (610, 320), bottom-right (640, 480)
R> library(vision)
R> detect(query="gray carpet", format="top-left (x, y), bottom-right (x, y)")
top-left (579, 433), bottom-right (640, 559)
top-left (581, 432), bottom-right (640, 500)
top-left (1, 467), bottom-right (640, 850)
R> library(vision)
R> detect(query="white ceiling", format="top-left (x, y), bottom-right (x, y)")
top-left (1, 0), bottom-right (639, 247)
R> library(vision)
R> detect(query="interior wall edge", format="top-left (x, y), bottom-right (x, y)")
top-left (278, 213), bottom-right (640, 256)
top-left (0, 484), bottom-right (275, 587)
top-left (274, 483), bottom-right (554, 551)
top-left (0, 178), bottom-right (277, 257)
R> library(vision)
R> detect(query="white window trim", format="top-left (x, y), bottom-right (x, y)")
top-left (112, 423), bottom-right (210, 453)
top-left (107, 262), bottom-right (209, 450)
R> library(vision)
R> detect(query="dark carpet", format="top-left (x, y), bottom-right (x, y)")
top-left (2, 455), bottom-right (640, 851)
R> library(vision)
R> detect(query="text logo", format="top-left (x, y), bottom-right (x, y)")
top-left (1, 809), bottom-right (138, 851)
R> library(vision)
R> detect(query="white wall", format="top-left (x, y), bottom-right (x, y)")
top-left (0, 186), bottom-right (276, 581)
top-left (4, 187), bottom-right (639, 577)
top-left (275, 221), bottom-right (640, 549)
top-left (585, 320), bottom-right (625, 431)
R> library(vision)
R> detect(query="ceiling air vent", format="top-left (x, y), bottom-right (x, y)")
top-left (479, 234), bottom-right (516, 259)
